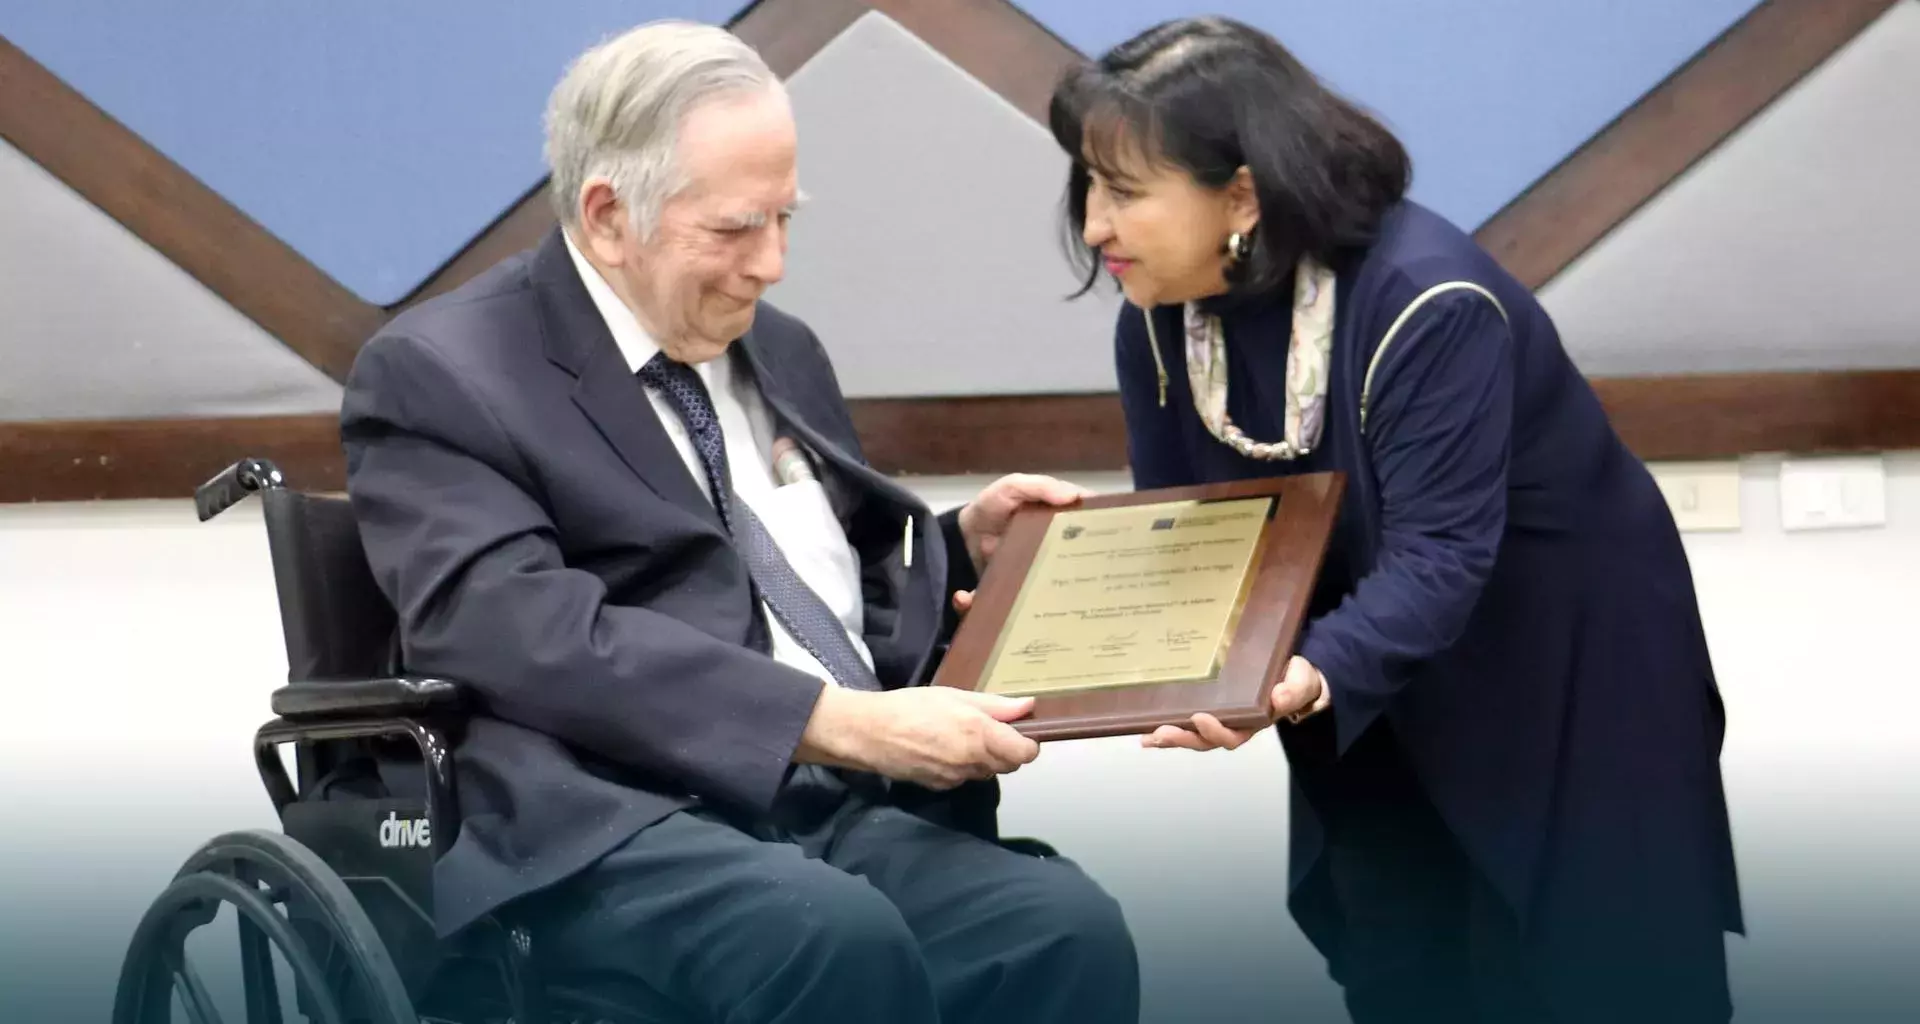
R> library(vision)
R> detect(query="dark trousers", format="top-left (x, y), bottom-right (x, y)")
top-left (518, 765), bottom-right (1139, 1024)
top-left (1311, 724), bottom-right (1730, 1024)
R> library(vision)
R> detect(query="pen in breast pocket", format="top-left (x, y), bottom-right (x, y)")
top-left (771, 437), bottom-right (816, 486)
top-left (904, 515), bottom-right (914, 568)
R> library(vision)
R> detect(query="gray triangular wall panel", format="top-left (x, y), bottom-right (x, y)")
top-left (1539, 2), bottom-right (1920, 377)
top-left (0, 138), bottom-right (344, 421)
top-left (764, 11), bottom-right (1125, 399)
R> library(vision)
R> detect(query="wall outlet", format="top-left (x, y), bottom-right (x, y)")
top-left (1779, 456), bottom-right (1887, 532)
top-left (1649, 461), bottom-right (1743, 532)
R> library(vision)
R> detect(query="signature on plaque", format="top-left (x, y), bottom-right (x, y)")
top-left (1161, 627), bottom-right (1207, 651)
top-left (1011, 638), bottom-right (1073, 659)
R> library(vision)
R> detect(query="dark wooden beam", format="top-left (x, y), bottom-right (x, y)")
top-left (866, 0), bottom-right (1080, 124)
top-left (848, 394), bottom-right (1129, 476)
top-left (1591, 368), bottom-right (1920, 463)
top-left (0, 37), bottom-right (384, 384)
top-left (1472, 0), bottom-right (1903, 288)
top-left (844, 368), bottom-right (1920, 478)
top-left (0, 415), bottom-right (344, 504)
top-left (391, 181), bottom-right (554, 313)
top-left (10, 369), bottom-right (1918, 502)
top-left (738, 0), bottom-right (872, 78)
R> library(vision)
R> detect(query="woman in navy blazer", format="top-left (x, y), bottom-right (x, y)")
top-left (1046, 16), bottom-right (1742, 1023)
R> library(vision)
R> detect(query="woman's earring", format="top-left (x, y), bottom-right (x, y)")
top-left (1226, 231), bottom-right (1251, 264)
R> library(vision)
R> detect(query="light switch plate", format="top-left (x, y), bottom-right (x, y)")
top-left (1779, 456), bottom-right (1887, 531)
top-left (1648, 461), bottom-right (1743, 532)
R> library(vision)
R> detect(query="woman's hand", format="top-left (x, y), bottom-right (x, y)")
top-left (1142, 656), bottom-right (1326, 750)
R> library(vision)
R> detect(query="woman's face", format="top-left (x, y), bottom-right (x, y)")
top-left (1079, 144), bottom-right (1257, 308)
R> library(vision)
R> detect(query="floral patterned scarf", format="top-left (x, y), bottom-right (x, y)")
top-left (1178, 258), bottom-right (1336, 461)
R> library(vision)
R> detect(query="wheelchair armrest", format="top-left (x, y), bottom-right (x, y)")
top-left (194, 457), bottom-right (286, 522)
top-left (254, 684), bottom-right (466, 848)
top-left (998, 837), bottom-right (1060, 859)
top-left (270, 676), bottom-right (468, 720)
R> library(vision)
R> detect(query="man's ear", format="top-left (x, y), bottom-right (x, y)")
top-left (1227, 165), bottom-right (1260, 235)
top-left (576, 180), bottom-right (630, 265)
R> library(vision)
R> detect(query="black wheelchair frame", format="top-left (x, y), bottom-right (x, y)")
top-left (111, 459), bottom-right (680, 1024)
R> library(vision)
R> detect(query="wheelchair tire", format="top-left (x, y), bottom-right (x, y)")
top-left (112, 828), bottom-right (418, 1024)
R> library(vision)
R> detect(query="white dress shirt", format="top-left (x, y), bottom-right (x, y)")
top-left (563, 235), bottom-right (874, 686)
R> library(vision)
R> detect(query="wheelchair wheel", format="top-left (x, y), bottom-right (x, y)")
top-left (113, 829), bottom-right (418, 1024)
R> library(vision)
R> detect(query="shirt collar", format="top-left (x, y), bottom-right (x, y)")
top-left (562, 230), bottom-right (663, 375)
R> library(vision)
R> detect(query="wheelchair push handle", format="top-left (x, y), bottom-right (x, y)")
top-left (195, 457), bottom-right (288, 522)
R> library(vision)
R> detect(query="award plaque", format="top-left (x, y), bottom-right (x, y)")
top-left (932, 473), bottom-right (1344, 741)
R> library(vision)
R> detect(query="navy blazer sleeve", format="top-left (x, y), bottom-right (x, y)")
top-left (1298, 291), bottom-right (1513, 753)
top-left (341, 331), bottom-right (827, 815)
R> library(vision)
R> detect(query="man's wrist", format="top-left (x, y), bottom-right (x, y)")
top-left (795, 684), bottom-right (873, 769)
top-left (954, 502), bottom-right (983, 570)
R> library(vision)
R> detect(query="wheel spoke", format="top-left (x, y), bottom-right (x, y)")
top-left (238, 914), bottom-right (285, 1024)
top-left (161, 946), bottom-right (226, 1024)
top-left (118, 830), bottom-right (420, 1024)
top-left (167, 873), bottom-right (349, 1024)
top-left (179, 831), bottom-right (417, 1023)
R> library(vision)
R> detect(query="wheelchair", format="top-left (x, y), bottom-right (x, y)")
top-left (111, 458), bottom-right (693, 1024)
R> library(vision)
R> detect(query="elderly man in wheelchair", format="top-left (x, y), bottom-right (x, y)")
top-left (114, 19), bottom-right (1138, 1024)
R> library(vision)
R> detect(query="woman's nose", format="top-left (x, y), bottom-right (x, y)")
top-left (1083, 196), bottom-right (1114, 248)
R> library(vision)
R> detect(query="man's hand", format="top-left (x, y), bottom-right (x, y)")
top-left (956, 474), bottom-right (1092, 574)
top-left (797, 685), bottom-right (1040, 790)
top-left (1141, 656), bottom-right (1326, 751)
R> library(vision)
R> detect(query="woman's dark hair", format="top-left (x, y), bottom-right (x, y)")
top-left (1049, 16), bottom-right (1411, 307)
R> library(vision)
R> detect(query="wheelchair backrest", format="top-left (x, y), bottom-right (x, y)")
top-left (259, 489), bottom-right (399, 682)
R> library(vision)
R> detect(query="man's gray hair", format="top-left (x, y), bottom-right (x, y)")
top-left (543, 20), bottom-right (779, 238)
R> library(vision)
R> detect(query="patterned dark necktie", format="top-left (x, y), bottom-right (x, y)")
top-left (638, 353), bottom-right (881, 691)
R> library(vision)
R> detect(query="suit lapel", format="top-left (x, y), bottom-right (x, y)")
top-left (735, 329), bottom-right (948, 685)
top-left (529, 230), bottom-right (723, 532)
top-left (733, 332), bottom-right (921, 511)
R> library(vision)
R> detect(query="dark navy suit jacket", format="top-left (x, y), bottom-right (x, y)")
top-left (1116, 201), bottom-right (1742, 967)
top-left (340, 229), bottom-right (986, 939)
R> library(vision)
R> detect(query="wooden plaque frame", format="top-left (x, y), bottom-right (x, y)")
top-left (932, 473), bottom-right (1346, 741)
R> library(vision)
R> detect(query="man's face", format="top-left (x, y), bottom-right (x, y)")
top-left (581, 86), bottom-right (799, 363)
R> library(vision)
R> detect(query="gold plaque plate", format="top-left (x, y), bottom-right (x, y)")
top-left (979, 497), bottom-right (1272, 696)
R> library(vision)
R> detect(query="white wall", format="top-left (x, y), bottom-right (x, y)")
top-left (2, 455), bottom-right (1915, 1021)
top-left (0, 136), bottom-right (342, 421)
